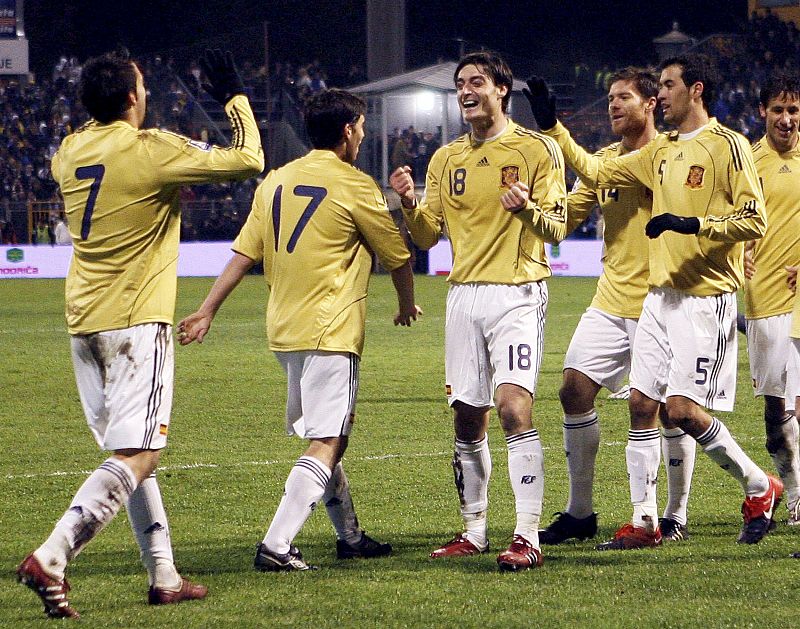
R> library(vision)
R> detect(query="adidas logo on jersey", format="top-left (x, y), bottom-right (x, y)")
top-left (476, 157), bottom-right (490, 167)
top-left (779, 164), bottom-right (792, 173)
top-left (674, 152), bottom-right (684, 161)
top-left (716, 390), bottom-right (726, 399)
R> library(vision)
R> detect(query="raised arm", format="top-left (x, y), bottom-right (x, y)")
top-left (525, 76), bottom-right (651, 191)
top-left (390, 155), bottom-right (445, 250)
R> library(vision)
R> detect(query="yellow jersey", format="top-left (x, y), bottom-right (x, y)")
top-left (402, 120), bottom-right (567, 284)
top-left (568, 142), bottom-right (651, 318)
top-left (546, 118), bottom-right (766, 296)
top-left (744, 137), bottom-right (800, 319)
top-left (233, 149), bottom-right (410, 356)
top-left (53, 95), bottom-right (263, 334)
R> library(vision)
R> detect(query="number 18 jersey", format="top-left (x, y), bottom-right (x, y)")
top-left (403, 120), bottom-right (567, 284)
top-left (233, 149), bottom-right (410, 356)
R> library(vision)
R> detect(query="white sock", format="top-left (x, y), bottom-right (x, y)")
top-left (698, 417), bottom-right (769, 496)
top-left (563, 410), bottom-right (600, 519)
top-left (766, 413), bottom-right (800, 505)
top-left (506, 429), bottom-right (544, 548)
top-left (661, 428), bottom-right (696, 525)
top-left (263, 456), bottom-right (331, 554)
top-left (127, 474), bottom-right (180, 589)
top-left (34, 457), bottom-right (137, 579)
top-left (322, 462), bottom-right (362, 545)
top-left (626, 429), bottom-right (660, 531)
top-left (453, 435), bottom-right (491, 548)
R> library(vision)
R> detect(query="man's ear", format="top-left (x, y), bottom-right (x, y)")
top-left (690, 81), bottom-right (705, 102)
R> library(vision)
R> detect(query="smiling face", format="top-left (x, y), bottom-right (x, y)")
top-left (760, 92), bottom-right (800, 153)
top-left (607, 79), bottom-right (654, 137)
top-left (455, 64), bottom-right (507, 129)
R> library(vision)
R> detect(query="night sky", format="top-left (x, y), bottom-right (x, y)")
top-left (24, 0), bottom-right (749, 77)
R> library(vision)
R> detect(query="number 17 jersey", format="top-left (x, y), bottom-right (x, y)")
top-left (233, 149), bottom-right (410, 356)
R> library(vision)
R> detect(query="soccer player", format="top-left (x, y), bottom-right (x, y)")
top-left (743, 71), bottom-right (800, 525)
top-left (526, 53), bottom-right (783, 549)
top-left (178, 88), bottom-right (420, 571)
top-left (537, 68), bottom-right (697, 546)
top-left (389, 51), bottom-right (567, 571)
top-left (15, 49), bottom-right (263, 619)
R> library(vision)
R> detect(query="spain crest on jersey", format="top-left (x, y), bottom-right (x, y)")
top-left (500, 165), bottom-right (520, 189)
top-left (685, 165), bottom-right (705, 189)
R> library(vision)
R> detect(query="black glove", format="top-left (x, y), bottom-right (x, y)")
top-left (522, 76), bottom-right (557, 131)
top-left (200, 49), bottom-right (245, 105)
top-left (645, 213), bottom-right (700, 238)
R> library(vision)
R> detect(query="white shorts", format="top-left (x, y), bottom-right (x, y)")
top-left (787, 338), bottom-right (800, 406)
top-left (445, 282), bottom-right (547, 408)
top-left (276, 351), bottom-right (358, 439)
top-left (71, 323), bottom-right (173, 451)
top-left (746, 313), bottom-right (791, 402)
top-left (630, 288), bottom-right (737, 412)
top-left (564, 307), bottom-right (638, 392)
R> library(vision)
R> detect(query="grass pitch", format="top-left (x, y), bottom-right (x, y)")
top-left (1, 275), bottom-right (799, 627)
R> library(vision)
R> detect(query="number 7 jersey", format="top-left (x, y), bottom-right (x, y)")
top-left (52, 95), bottom-right (263, 334)
top-left (402, 120), bottom-right (567, 284)
top-left (232, 149), bottom-right (410, 356)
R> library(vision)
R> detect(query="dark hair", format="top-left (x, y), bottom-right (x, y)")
top-left (759, 69), bottom-right (800, 108)
top-left (660, 53), bottom-right (719, 111)
top-left (80, 49), bottom-right (138, 123)
top-left (609, 66), bottom-right (659, 100)
top-left (304, 89), bottom-right (366, 149)
top-left (454, 51), bottom-right (513, 113)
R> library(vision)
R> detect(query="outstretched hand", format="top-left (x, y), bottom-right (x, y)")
top-left (177, 311), bottom-right (213, 345)
top-left (523, 76), bottom-right (557, 131)
top-left (200, 49), bottom-right (245, 105)
top-left (394, 304), bottom-right (423, 327)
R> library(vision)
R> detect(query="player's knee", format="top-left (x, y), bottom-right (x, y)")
top-left (629, 389), bottom-right (660, 428)
top-left (559, 369), bottom-right (599, 414)
top-left (663, 397), bottom-right (697, 427)
top-left (495, 396), bottom-right (532, 435)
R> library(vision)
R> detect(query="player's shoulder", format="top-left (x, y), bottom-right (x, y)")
top-left (505, 121), bottom-right (563, 167)
top-left (751, 137), bottom-right (770, 162)
top-left (438, 133), bottom-right (471, 157)
top-left (595, 141), bottom-right (622, 158)
top-left (140, 127), bottom-right (198, 149)
top-left (705, 119), bottom-right (752, 170)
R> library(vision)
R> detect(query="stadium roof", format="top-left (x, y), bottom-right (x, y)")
top-left (350, 61), bottom-right (529, 94)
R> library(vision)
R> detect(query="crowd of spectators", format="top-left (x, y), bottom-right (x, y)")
top-left (388, 126), bottom-right (442, 184)
top-left (568, 10), bottom-right (800, 153)
top-left (3, 11), bottom-right (798, 246)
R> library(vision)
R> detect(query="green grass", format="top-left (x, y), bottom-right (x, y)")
top-left (1, 275), bottom-right (798, 628)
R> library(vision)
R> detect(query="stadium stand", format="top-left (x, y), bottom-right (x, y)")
top-left (1, 11), bottom-right (796, 243)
